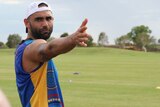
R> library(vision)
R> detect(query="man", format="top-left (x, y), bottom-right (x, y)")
top-left (15, 1), bottom-right (90, 107)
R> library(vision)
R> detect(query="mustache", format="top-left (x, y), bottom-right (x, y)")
top-left (40, 27), bottom-right (49, 31)
top-left (40, 26), bottom-right (53, 33)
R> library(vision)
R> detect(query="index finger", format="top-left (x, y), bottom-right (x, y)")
top-left (80, 18), bottom-right (88, 28)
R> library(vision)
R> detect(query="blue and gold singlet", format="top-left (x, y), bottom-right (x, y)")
top-left (15, 39), bottom-right (64, 107)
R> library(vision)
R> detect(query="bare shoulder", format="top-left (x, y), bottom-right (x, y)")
top-left (22, 39), bottom-right (48, 72)
top-left (24, 39), bottom-right (47, 62)
top-left (29, 39), bottom-right (47, 47)
top-left (25, 39), bottom-right (46, 52)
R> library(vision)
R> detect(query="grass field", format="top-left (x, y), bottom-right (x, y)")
top-left (0, 47), bottom-right (160, 107)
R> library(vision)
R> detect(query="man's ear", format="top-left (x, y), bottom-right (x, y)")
top-left (24, 19), bottom-right (29, 27)
top-left (24, 19), bottom-right (29, 33)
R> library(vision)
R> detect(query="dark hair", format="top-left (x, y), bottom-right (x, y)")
top-left (38, 3), bottom-right (48, 7)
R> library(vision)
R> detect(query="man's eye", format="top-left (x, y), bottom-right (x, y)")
top-left (35, 18), bottom-right (43, 22)
top-left (46, 17), bottom-right (53, 21)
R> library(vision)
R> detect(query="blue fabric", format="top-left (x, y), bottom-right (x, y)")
top-left (15, 39), bottom-right (34, 107)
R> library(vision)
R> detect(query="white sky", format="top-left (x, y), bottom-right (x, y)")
top-left (0, 0), bottom-right (160, 44)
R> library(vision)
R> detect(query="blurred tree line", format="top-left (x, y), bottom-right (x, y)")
top-left (0, 34), bottom-right (21, 49)
top-left (0, 32), bottom-right (108, 49)
top-left (0, 25), bottom-right (160, 52)
top-left (115, 25), bottom-right (160, 52)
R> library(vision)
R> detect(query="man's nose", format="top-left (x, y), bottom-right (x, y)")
top-left (42, 20), bottom-right (48, 27)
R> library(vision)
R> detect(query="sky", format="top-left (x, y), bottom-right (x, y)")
top-left (0, 0), bottom-right (160, 44)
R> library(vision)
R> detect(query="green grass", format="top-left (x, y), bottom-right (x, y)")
top-left (0, 48), bottom-right (160, 107)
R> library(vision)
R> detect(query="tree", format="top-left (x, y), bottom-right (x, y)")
top-left (60, 32), bottom-right (69, 38)
top-left (158, 39), bottom-right (160, 44)
top-left (127, 25), bottom-right (152, 43)
top-left (98, 32), bottom-right (109, 46)
top-left (115, 35), bottom-right (132, 48)
top-left (86, 36), bottom-right (93, 47)
top-left (135, 33), bottom-right (156, 52)
top-left (0, 41), bottom-right (4, 49)
top-left (6, 34), bottom-right (21, 48)
top-left (127, 25), bottom-right (155, 51)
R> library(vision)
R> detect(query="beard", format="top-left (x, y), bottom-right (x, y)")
top-left (30, 24), bottom-right (53, 40)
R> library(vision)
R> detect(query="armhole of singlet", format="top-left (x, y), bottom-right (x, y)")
top-left (22, 39), bottom-right (44, 74)
top-left (30, 62), bottom-right (44, 73)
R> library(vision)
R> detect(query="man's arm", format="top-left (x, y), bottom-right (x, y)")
top-left (23, 19), bottom-right (90, 72)
top-left (38, 18), bottom-right (89, 61)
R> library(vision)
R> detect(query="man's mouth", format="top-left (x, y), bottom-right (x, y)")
top-left (40, 29), bottom-right (49, 34)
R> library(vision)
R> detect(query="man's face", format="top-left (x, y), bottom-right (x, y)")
top-left (27, 10), bottom-right (54, 40)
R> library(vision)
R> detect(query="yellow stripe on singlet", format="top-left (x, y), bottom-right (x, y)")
top-left (30, 62), bottom-right (48, 107)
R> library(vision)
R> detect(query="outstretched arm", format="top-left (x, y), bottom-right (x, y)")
top-left (24, 19), bottom-right (90, 65)
top-left (38, 18), bottom-right (90, 61)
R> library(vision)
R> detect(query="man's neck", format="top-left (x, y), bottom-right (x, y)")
top-left (26, 35), bottom-right (35, 40)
